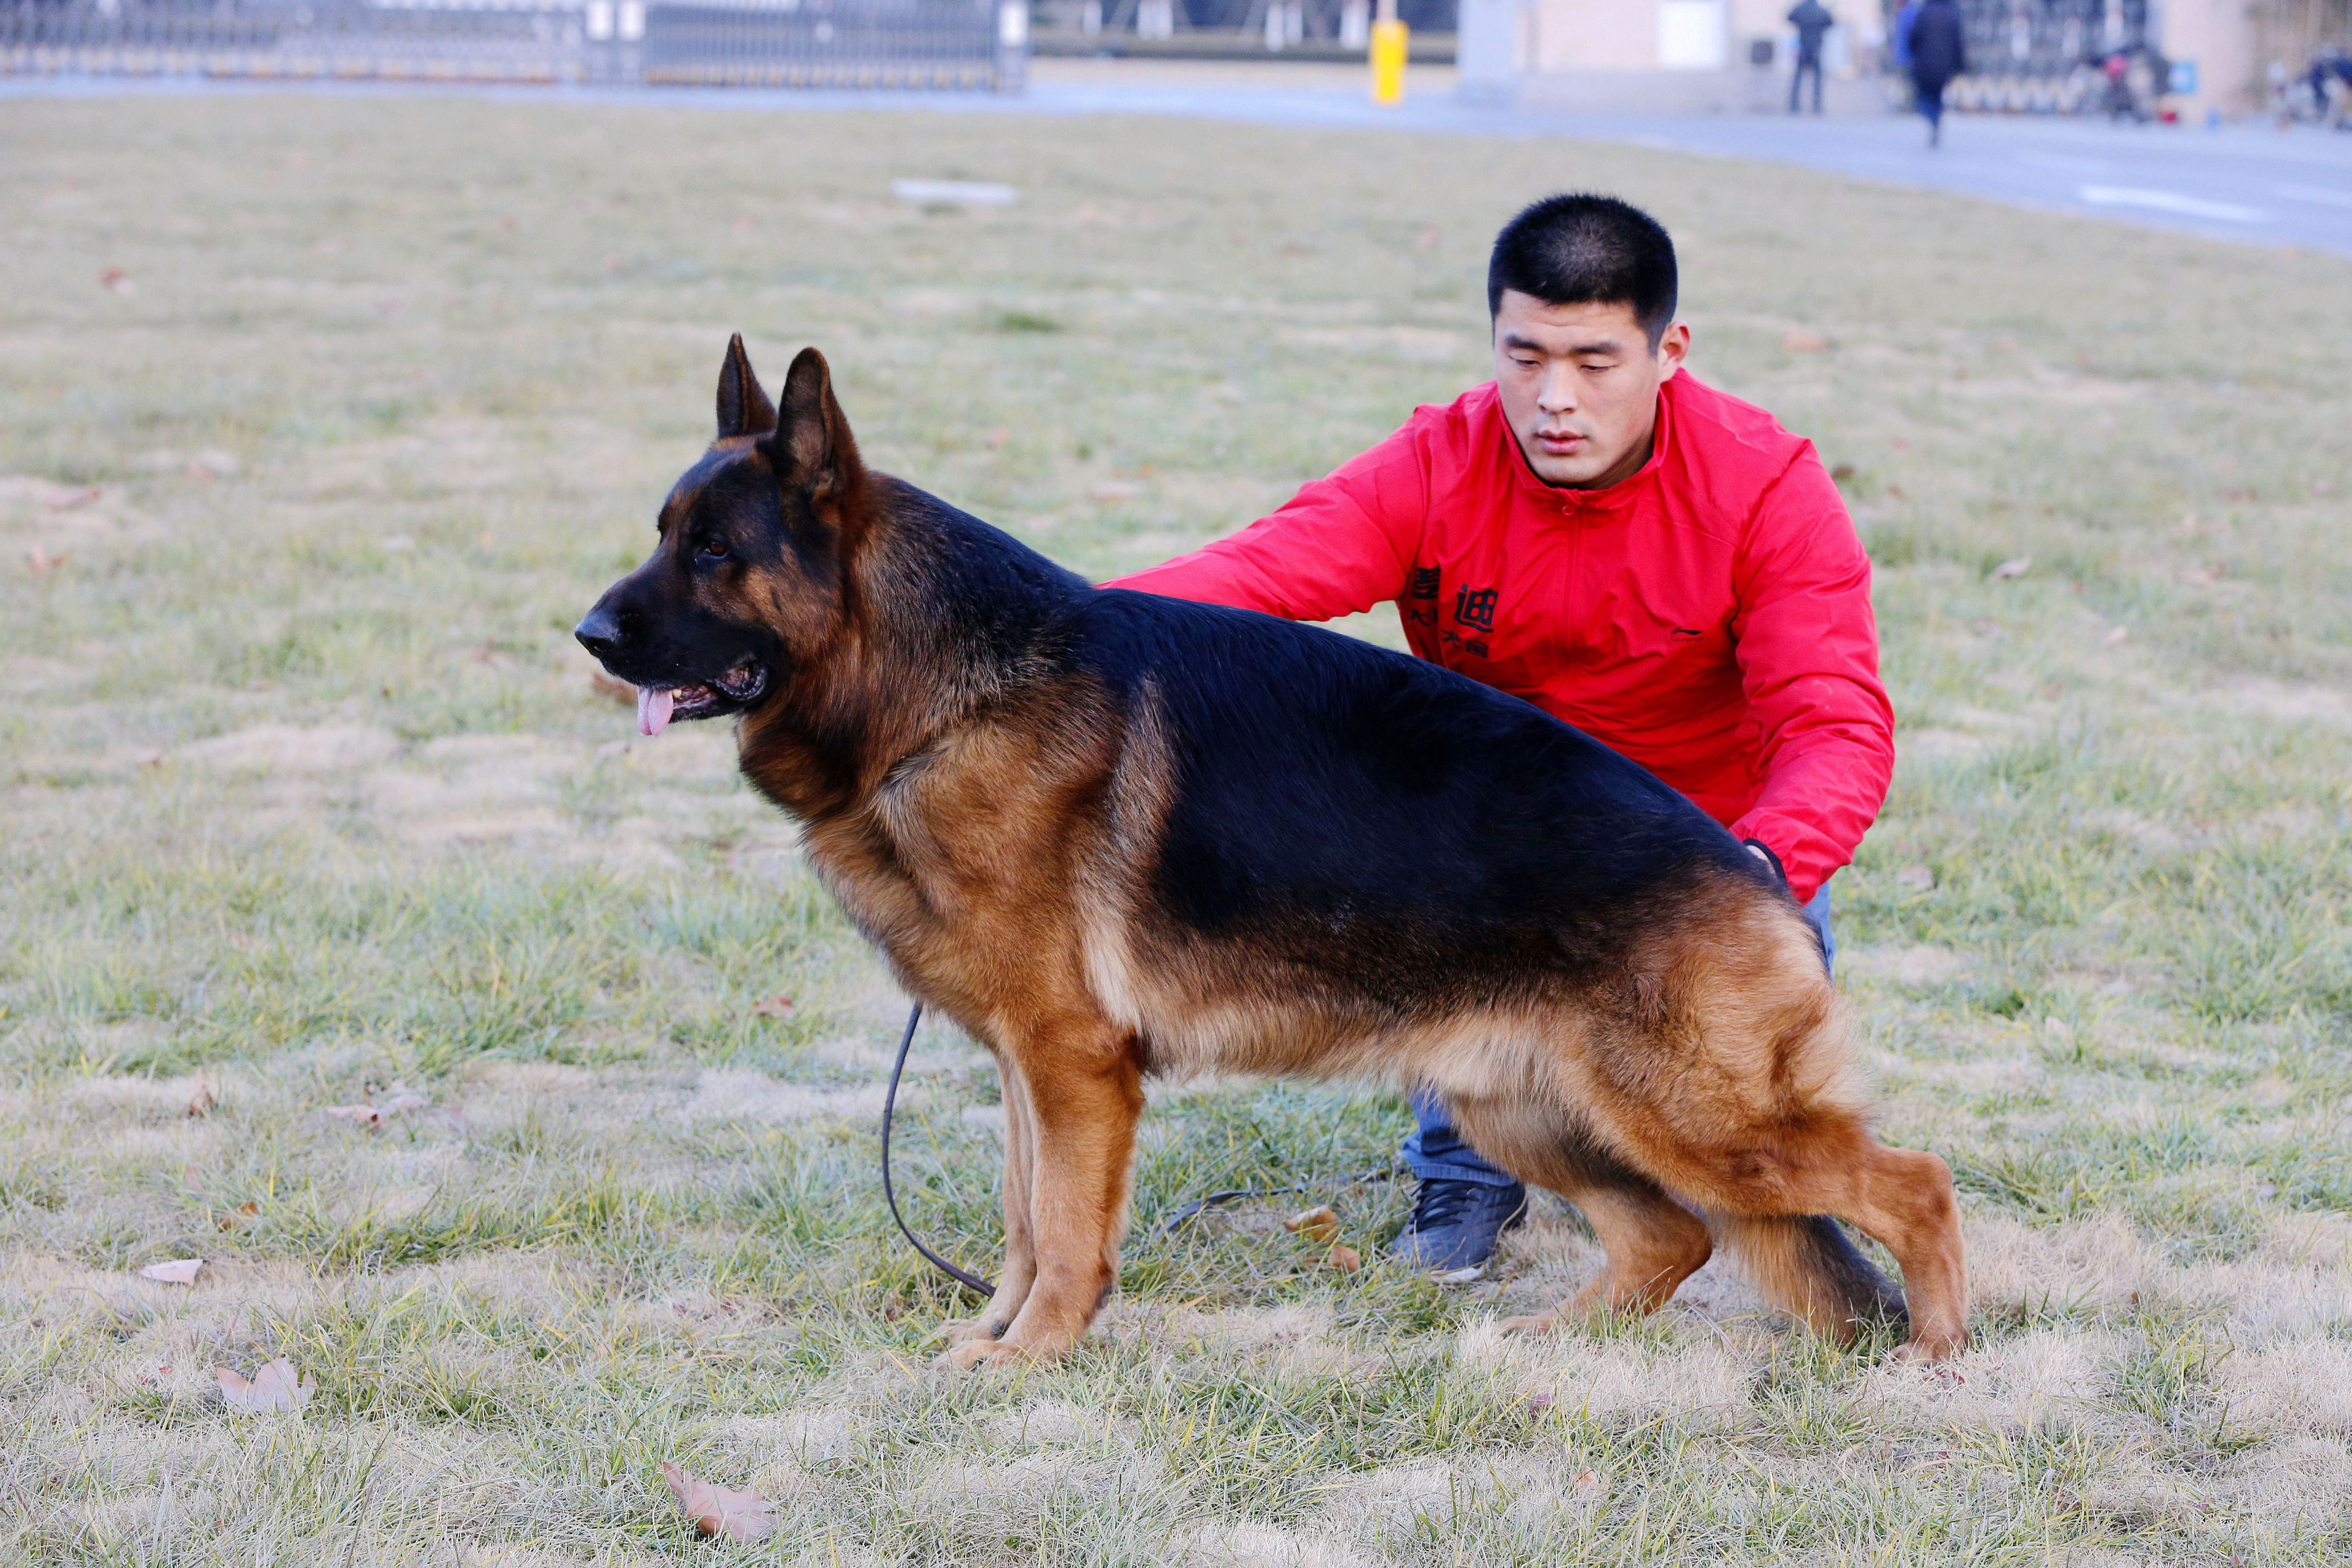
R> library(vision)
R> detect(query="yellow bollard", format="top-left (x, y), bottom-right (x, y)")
top-left (1370, 17), bottom-right (1407, 105)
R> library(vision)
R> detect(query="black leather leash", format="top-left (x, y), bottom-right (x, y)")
top-left (881, 1003), bottom-right (1400, 1299)
top-left (881, 1003), bottom-right (996, 1297)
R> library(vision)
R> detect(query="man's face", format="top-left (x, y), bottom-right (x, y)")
top-left (1492, 292), bottom-right (1689, 489)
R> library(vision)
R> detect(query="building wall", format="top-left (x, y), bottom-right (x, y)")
top-left (1729, 0), bottom-right (1884, 70)
top-left (1533, 0), bottom-right (1661, 70)
top-left (1534, 0), bottom-right (1888, 77)
top-left (2160, 0), bottom-right (2264, 113)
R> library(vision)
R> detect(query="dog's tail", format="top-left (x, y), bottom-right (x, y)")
top-left (1713, 1215), bottom-right (1907, 1343)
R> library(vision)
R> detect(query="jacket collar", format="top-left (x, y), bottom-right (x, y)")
top-left (1493, 369), bottom-right (1678, 516)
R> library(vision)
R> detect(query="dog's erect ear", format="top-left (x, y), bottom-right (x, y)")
top-left (762, 347), bottom-right (862, 502)
top-left (716, 333), bottom-right (776, 439)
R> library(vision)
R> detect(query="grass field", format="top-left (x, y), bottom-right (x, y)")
top-left (4, 89), bottom-right (2351, 1565)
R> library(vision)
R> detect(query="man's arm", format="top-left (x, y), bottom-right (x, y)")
top-left (1103, 416), bottom-right (1432, 618)
top-left (1725, 448), bottom-right (1896, 905)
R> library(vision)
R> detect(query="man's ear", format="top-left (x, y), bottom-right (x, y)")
top-left (762, 347), bottom-right (862, 502)
top-left (1655, 320), bottom-right (1691, 380)
top-left (716, 333), bottom-right (776, 439)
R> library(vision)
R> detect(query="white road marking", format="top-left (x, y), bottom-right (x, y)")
top-left (890, 179), bottom-right (1017, 206)
top-left (2272, 182), bottom-right (2352, 209)
top-left (2077, 185), bottom-right (2268, 223)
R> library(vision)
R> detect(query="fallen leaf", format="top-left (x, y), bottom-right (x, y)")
top-left (1572, 1468), bottom-right (1607, 1497)
top-left (1284, 1205), bottom-right (1340, 1242)
top-left (139, 1258), bottom-right (205, 1285)
top-left (44, 485), bottom-right (102, 510)
top-left (135, 749), bottom-right (164, 768)
top-left (1780, 329), bottom-right (1828, 352)
top-left (1829, 463), bottom-right (1855, 484)
top-left (658, 1462), bottom-right (774, 1542)
top-left (2105, 625), bottom-right (2130, 647)
top-left (1324, 1244), bottom-right (1363, 1273)
top-left (216, 1358), bottom-right (314, 1415)
top-left (324, 1092), bottom-right (427, 1129)
top-left (1895, 864), bottom-right (1936, 892)
top-left (26, 544), bottom-right (69, 577)
top-left (100, 267), bottom-right (133, 292)
top-left (215, 1201), bottom-right (261, 1232)
top-left (985, 428), bottom-right (1009, 449)
top-left (589, 672), bottom-right (636, 705)
top-left (1525, 1391), bottom-right (1555, 1412)
top-left (1987, 556), bottom-right (2032, 581)
top-left (186, 1073), bottom-right (216, 1119)
top-left (751, 993), bottom-right (795, 1018)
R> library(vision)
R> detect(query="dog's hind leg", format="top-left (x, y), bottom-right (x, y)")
top-left (1445, 1097), bottom-right (1713, 1335)
top-left (1499, 1174), bottom-right (1713, 1335)
top-left (1808, 1140), bottom-right (1966, 1362)
top-left (1641, 1114), bottom-right (1966, 1361)
top-left (1708, 1214), bottom-right (1907, 1344)
top-left (942, 1015), bottom-right (1143, 1369)
top-left (1609, 891), bottom-right (1967, 1361)
top-left (941, 1052), bottom-right (1037, 1346)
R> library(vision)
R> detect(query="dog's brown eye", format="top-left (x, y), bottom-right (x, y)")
top-left (698, 538), bottom-right (728, 559)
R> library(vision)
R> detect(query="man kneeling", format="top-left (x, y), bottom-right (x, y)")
top-left (1111, 194), bottom-right (1891, 1278)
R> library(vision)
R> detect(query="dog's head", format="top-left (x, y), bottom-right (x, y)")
top-left (575, 336), bottom-right (865, 737)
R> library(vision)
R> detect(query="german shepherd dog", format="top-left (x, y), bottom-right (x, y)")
top-left (576, 338), bottom-right (1969, 1368)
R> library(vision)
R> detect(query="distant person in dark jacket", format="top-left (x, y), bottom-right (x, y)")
top-left (1891, 0), bottom-right (1921, 70)
top-left (1907, 0), bottom-right (1967, 145)
top-left (1788, 0), bottom-right (1835, 113)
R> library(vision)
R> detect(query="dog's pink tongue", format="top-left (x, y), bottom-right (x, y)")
top-left (637, 686), bottom-right (674, 738)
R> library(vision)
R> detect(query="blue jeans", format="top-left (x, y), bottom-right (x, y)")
top-left (1401, 883), bottom-right (1836, 1188)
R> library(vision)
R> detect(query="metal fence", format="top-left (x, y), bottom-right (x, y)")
top-left (1950, 0), bottom-right (2149, 78)
top-left (1927, 0), bottom-right (2148, 113)
top-left (0, 0), bottom-right (1026, 88)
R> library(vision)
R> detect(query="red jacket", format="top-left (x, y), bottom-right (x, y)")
top-left (1106, 371), bottom-right (1892, 902)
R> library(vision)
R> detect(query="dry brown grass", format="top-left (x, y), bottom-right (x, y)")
top-left (2, 88), bottom-right (2350, 1564)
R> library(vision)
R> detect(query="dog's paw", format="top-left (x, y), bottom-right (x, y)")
top-left (934, 1316), bottom-right (1005, 1347)
top-left (1495, 1312), bottom-right (1564, 1338)
top-left (1887, 1335), bottom-right (1969, 1377)
top-left (937, 1337), bottom-right (1028, 1371)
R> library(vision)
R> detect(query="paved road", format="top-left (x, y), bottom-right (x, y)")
top-left (1021, 68), bottom-right (2352, 255)
top-left (11, 69), bottom-right (2352, 255)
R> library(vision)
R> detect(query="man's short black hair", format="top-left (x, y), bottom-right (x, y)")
top-left (1487, 193), bottom-right (1678, 349)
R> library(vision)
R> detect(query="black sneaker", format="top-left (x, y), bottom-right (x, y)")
top-left (1393, 1177), bottom-right (1527, 1276)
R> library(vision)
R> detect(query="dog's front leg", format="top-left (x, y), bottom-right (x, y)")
top-left (940, 1052), bottom-right (1037, 1345)
top-left (942, 1020), bottom-right (1141, 1368)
